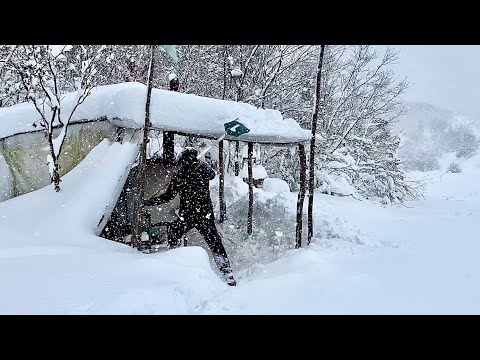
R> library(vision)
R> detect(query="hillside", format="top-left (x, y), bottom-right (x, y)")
top-left (396, 101), bottom-right (480, 171)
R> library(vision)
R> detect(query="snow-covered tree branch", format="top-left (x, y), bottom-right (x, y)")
top-left (7, 45), bottom-right (108, 191)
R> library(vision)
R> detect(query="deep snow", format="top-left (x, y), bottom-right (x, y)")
top-left (0, 140), bottom-right (225, 314)
top-left (1, 146), bottom-right (480, 314)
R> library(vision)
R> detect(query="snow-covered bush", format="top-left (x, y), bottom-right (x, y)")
top-left (397, 103), bottom-right (480, 170)
top-left (314, 142), bottom-right (423, 204)
top-left (401, 149), bottom-right (440, 171)
top-left (447, 162), bottom-right (462, 173)
top-left (262, 178), bottom-right (290, 193)
top-left (447, 125), bottom-right (479, 159)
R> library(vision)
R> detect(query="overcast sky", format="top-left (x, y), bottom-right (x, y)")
top-left (375, 45), bottom-right (480, 115)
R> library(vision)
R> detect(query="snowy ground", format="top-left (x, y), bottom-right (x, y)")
top-left (201, 178), bottom-right (480, 314)
top-left (1, 145), bottom-right (479, 314)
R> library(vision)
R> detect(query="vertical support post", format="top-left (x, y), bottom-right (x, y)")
top-left (295, 144), bottom-right (307, 249)
top-left (132, 45), bottom-right (155, 250)
top-left (234, 141), bottom-right (240, 176)
top-left (219, 139), bottom-right (226, 222)
top-left (247, 142), bottom-right (254, 236)
top-left (164, 73), bottom-right (180, 166)
top-left (163, 131), bottom-right (175, 166)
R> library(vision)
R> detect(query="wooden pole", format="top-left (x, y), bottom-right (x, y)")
top-left (163, 73), bottom-right (179, 166)
top-left (295, 144), bottom-right (307, 249)
top-left (247, 142), bottom-right (254, 236)
top-left (234, 141), bottom-right (240, 176)
top-left (162, 131), bottom-right (175, 166)
top-left (219, 139), bottom-right (226, 222)
top-left (132, 45), bottom-right (155, 250)
top-left (307, 45), bottom-right (326, 246)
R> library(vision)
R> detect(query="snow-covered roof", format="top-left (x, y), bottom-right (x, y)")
top-left (0, 82), bottom-right (311, 144)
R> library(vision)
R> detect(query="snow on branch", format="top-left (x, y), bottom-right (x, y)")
top-left (9, 45), bottom-right (109, 191)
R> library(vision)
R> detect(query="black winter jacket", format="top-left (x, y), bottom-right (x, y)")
top-left (144, 161), bottom-right (216, 222)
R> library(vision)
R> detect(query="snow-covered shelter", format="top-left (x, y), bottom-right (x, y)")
top-left (0, 82), bottom-right (311, 248)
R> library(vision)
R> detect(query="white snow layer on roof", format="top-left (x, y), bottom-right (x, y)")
top-left (0, 82), bottom-right (310, 144)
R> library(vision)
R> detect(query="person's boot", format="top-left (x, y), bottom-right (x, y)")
top-left (226, 275), bottom-right (236, 286)
top-left (213, 254), bottom-right (236, 286)
top-left (221, 264), bottom-right (237, 286)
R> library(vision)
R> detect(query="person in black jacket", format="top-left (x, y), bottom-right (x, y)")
top-left (144, 147), bottom-right (236, 286)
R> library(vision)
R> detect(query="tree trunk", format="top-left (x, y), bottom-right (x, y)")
top-left (132, 45), bottom-right (155, 250)
top-left (307, 45), bottom-right (326, 246)
top-left (296, 144), bottom-right (307, 249)
top-left (247, 142), bottom-right (254, 236)
top-left (222, 45), bottom-right (228, 100)
top-left (47, 130), bottom-right (61, 192)
top-left (219, 139), bottom-right (226, 222)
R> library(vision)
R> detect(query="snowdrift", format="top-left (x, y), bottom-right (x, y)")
top-left (0, 139), bottom-right (228, 314)
top-left (0, 139), bottom-right (139, 238)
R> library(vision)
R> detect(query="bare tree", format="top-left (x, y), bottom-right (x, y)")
top-left (310, 46), bottom-right (417, 203)
top-left (321, 46), bottom-right (408, 152)
top-left (0, 45), bottom-right (23, 107)
top-left (9, 45), bottom-right (108, 191)
top-left (308, 45), bottom-right (326, 245)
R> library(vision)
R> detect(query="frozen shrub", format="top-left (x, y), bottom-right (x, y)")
top-left (447, 162), bottom-right (461, 173)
